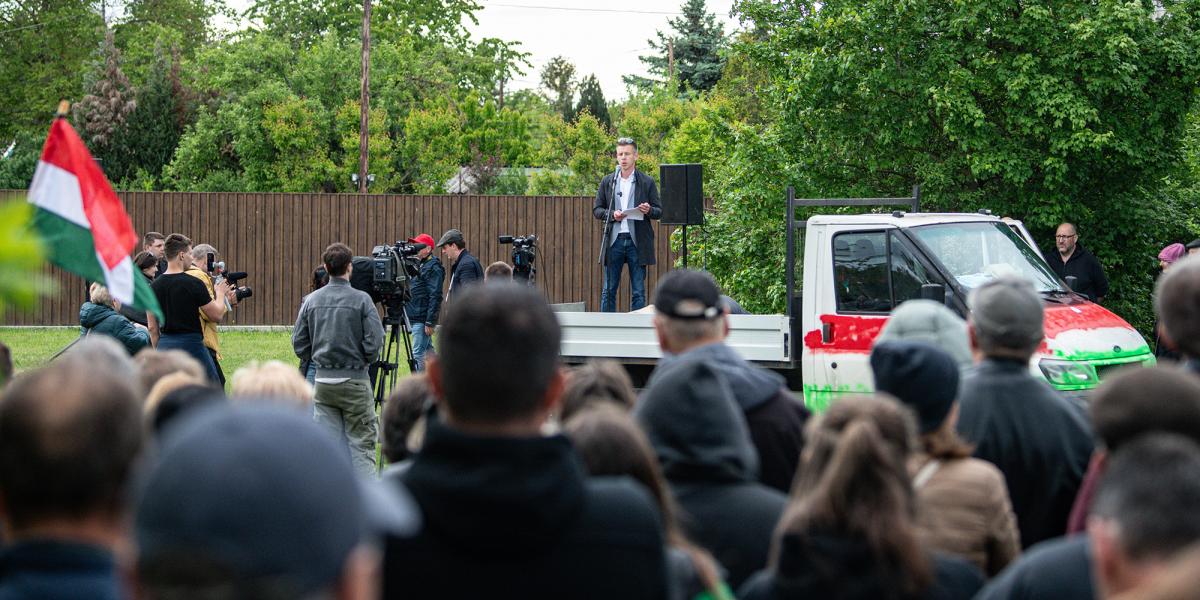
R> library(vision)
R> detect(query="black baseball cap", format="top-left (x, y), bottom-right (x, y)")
top-left (1187, 239), bottom-right (1200, 251)
top-left (654, 269), bottom-right (723, 320)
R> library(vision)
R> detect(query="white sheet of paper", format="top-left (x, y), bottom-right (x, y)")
top-left (623, 209), bottom-right (644, 221)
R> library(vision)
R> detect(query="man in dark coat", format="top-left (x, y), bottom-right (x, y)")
top-left (384, 283), bottom-right (668, 599)
top-left (1155, 254), bottom-right (1200, 377)
top-left (403, 233), bottom-right (443, 372)
top-left (437, 228), bottom-right (482, 306)
top-left (0, 354), bottom-right (143, 600)
top-left (638, 356), bottom-right (788, 589)
top-left (957, 276), bottom-right (1094, 549)
top-left (1046, 223), bottom-right (1109, 302)
top-left (649, 269), bottom-right (809, 493)
top-left (593, 137), bottom-right (662, 312)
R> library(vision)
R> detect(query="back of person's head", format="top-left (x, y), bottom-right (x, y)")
top-left (870, 340), bottom-right (972, 459)
top-left (652, 269), bottom-right (727, 350)
top-left (230, 360), bottom-right (313, 410)
top-left (311, 263), bottom-right (329, 292)
top-left (163, 233), bottom-right (192, 261)
top-left (780, 394), bottom-right (929, 593)
top-left (322, 242), bottom-right (353, 277)
top-left (135, 405), bottom-right (418, 599)
top-left (876, 299), bottom-right (973, 369)
top-left (145, 374), bottom-right (225, 435)
top-left (0, 355), bottom-right (143, 533)
top-left (89, 281), bottom-right (116, 308)
top-left (1092, 366), bottom-right (1200, 453)
top-left (66, 336), bottom-right (136, 382)
top-left (382, 374), bottom-right (432, 463)
top-left (564, 405), bottom-right (727, 595)
top-left (1090, 434), bottom-right (1200, 596)
top-left (559, 359), bottom-right (637, 422)
top-left (967, 276), bottom-right (1044, 360)
top-left (135, 348), bottom-right (205, 399)
top-left (1155, 254), bottom-right (1200, 358)
top-left (485, 261), bottom-right (513, 280)
top-left (431, 282), bottom-right (562, 427)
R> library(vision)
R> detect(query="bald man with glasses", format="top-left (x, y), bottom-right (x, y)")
top-left (1048, 222), bottom-right (1109, 303)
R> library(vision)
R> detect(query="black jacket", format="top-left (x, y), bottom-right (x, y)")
top-left (637, 358), bottom-right (787, 589)
top-left (593, 169), bottom-right (663, 266)
top-left (445, 250), bottom-right (483, 305)
top-left (975, 535), bottom-right (1094, 600)
top-left (738, 532), bottom-right (984, 600)
top-left (79, 302), bottom-right (150, 356)
top-left (1047, 244), bottom-right (1108, 302)
top-left (384, 417), bottom-right (668, 599)
top-left (956, 358), bottom-right (1094, 548)
top-left (655, 342), bottom-right (810, 493)
top-left (0, 540), bottom-right (125, 600)
top-left (405, 256), bottom-right (445, 325)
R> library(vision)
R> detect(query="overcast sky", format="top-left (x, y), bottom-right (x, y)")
top-left (466, 0), bottom-right (742, 101)
top-left (218, 0), bottom-right (742, 102)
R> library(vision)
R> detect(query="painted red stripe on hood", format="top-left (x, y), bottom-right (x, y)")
top-left (1043, 302), bottom-right (1130, 337)
top-left (804, 314), bottom-right (885, 354)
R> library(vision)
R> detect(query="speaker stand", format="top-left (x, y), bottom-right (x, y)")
top-left (681, 225), bottom-right (689, 268)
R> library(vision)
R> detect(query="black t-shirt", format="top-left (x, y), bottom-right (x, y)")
top-left (152, 273), bottom-right (213, 334)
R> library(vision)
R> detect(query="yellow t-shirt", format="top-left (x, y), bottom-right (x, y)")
top-left (185, 267), bottom-right (221, 359)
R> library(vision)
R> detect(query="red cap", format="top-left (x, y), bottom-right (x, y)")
top-left (408, 234), bottom-right (436, 248)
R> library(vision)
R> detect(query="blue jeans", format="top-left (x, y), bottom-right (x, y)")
top-left (410, 322), bottom-right (433, 372)
top-left (157, 333), bottom-right (221, 385)
top-left (601, 233), bottom-right (647, 312)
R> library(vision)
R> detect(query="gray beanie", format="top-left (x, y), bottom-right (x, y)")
top-left (876, 300), bottom-right (973, 370)
top-left (967, 277), bottom-right (1044, 351)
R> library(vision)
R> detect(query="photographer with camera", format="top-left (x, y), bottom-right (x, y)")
top-left (292, 242), bottom-right (385, 476)
top-left (437, 229), bottom-right (483, 305)
top-left (185, 244), bottom-right (242, 386)
top-left (149, 234), bottom-right (228, 384)
top-left (403, 233), bottom-right (443, 372)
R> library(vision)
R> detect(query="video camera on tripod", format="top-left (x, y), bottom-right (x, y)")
top-left (498, 234), bottom-right (537, 283)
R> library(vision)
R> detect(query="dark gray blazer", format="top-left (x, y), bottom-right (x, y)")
top-left (593, 169), bottom-right (662, 266)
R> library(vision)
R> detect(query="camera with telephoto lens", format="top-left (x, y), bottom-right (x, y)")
top-left (498, 234), bottom-right (538, 282)
top-left (206, 252), bottom-right (252, 303)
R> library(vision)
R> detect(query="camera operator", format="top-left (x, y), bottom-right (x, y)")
top-left (292, 242), bottom-right (385, 476)
top-left (403, 234), bottom-right (443, 372)
top-left (437, 229), bottom-right (483, 305)
top-left (186, 243), bottom-right (239, 386)
top-left (149, 234), bottom-right (228, 384)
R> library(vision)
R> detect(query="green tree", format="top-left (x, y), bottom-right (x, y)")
top-left (73, 30), bottom-right (138, 173)
top-left (574, 74), bottom-right (610, 129)
top-left (713, 0), bottom-right (1200, 332)
top-left (0, 0), bottom-right (105, 141)
top-left (540, 56), bottom-right (576, 122)
top-left (626, 0), bottom-right (727, 92)
top-left (117, 0), bottom-right (222, 57)
top-left (109, 44), bottom-right (192, 186)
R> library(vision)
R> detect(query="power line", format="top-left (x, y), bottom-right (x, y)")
top-left (484, 3), bottom-right (684, 15)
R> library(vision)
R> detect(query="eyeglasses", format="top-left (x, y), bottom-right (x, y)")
top-left (617, 137), bottom-right (635, 145)
top-left (1056, 234), bottom-right (1077, 240)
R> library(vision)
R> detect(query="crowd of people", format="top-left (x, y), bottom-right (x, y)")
top-left (6, 225), bottom-right (1200, 599)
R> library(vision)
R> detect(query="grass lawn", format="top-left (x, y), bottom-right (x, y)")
top-left (0, 327), bottom-right (301, 390)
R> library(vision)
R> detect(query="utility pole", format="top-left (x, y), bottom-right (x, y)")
top-left (668, 39), bottom-right (675, 82)
top-left (357, 0), bottom-right (372, 193)
top-left (498, 76), bottom-right (505, 111)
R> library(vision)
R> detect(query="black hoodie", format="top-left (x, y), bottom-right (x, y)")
top-left (383, 416), bottom-right (668, 599)
top-left (637, 358), bottom-right (788, 589)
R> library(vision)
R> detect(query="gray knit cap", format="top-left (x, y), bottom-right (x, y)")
top-left (967, 276), bottom-right (1044, 350)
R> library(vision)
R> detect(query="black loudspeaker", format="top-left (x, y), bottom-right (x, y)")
top-left (660, 163), bottom-right (704, 225)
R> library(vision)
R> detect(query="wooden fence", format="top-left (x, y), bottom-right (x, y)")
top-left (1, 190), bottom-right (696, 325)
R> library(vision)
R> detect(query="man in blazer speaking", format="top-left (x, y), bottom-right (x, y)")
top-left (593, 137), bottom-right (662, 312)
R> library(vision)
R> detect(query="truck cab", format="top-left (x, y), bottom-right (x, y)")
top-left (795, 211), bottom-right (1154, 410)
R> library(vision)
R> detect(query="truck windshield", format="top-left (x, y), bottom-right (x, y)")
top-left (910, 222), bottom-right (1065, 292)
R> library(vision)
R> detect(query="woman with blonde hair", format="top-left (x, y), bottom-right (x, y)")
top-left (739, 395), bottom-right (983, 599)
top-left (565, 405), bottom-right (734, 600)
top-left (230, 360), bottom-right (314, 409)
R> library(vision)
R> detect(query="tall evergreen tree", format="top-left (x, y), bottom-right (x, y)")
top-left (540, 55), bottom-right (576, 122)
top-left (625, 0), bottom-right (727, 92)
top-left (113, 44), bottom-right (192, 184)
top-left (574, 74), bottom-right (610, 129)
top-left (74, 30), bottom-right (137, 164)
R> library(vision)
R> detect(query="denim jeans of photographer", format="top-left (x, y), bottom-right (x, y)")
top-left (410, 323), bottom-right (433, 372)
top-left (601, 233), bottom-right (646, 312)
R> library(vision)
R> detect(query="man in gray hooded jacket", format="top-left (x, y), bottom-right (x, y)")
top-left (649, 269), bottom-right (810, 493)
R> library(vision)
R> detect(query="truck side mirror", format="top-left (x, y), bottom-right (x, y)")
top-left (1065, 275), bottom-right (1078, 291)
top-left (920, 283), bottom-right (945, 303)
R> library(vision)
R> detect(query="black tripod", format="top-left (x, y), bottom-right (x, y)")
top-left (373, 299), bottom-right (417, 415)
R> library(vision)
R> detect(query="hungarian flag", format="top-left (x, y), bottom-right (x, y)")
top-left (26, 117), bottom-right (163, 321)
